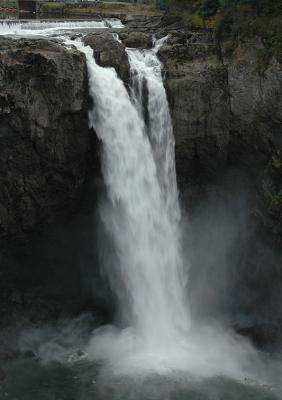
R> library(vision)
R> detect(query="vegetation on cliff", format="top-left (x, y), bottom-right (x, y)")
top-left (256, 152), bottom-right (282, 241)
top-left (40, 1), bottom-right (162, 18)
top-left (165, 0), bottom-right (281, 72)
top-left (166, 0), bottom-right (282, 31)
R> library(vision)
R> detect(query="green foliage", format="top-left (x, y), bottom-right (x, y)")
top-left (165, 0), bottom-right (201, 13)
top-left (219, 0), bottom-right (282, 15)
top-left (265, 154), bottom-right (282, 215)
top-left (42, 1), bottom-right (161, 16)
top-left (165, 0), bottom-right (205, 28)
top-left (272, 154), bottom-right (282, 170)
top-left (183, 12), bottom-right (205, 28)
top-left (270, 189), bottom-right (282, 210)
top-left (0, 0), bottom-right (18, 7)
top-left (256, 47), bottom-right (275, 75)
top-left (166, 0), bottom-right (281, 14)
top-left (41, 2), bottom-right (64, 10)
top-left (166, 0), bottom-right (282, 27)
top-left (200, 0), bottom-right (220, 18)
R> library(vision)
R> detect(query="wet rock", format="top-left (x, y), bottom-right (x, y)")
top-left (160, 31), bottom-right (282, 347)
top-left (22, 350), bottom-right (37, 359)
top-left (237, 323), bottom-right (282, 348)
top-left (0, 37), bottom-right (90, 236)
top-left (158, 37), bottom-right (230, 186)
top-left (159, 32), bottom-right (282, 216)
top-left (123, 31), bottom-right (153, 49)
top-left (83, 32), bottom-right (130, 83)
top-left (0, 368), bottom-right (6, 381)
top-left (166, 31), bottom-right (188, 46)
top-left (158, 42), bottom-right (218, 65)
top-left (123, 15), bottom-right (183, 31)
top-left (221, 38), bottom-right (282, 239)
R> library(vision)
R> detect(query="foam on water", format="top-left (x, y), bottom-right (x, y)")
top-left (105, 18), bottom-right (124, 29)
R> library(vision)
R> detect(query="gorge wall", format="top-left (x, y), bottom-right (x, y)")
top-left (1, 29), bottom-right (281, 241)
top-left (157, 28), bottom-right (282, 346)
top-left (0, 25), bottom-right (281, 348)
top-left (0, 37), bottom-right (90, 237)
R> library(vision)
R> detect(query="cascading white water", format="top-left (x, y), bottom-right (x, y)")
top-left (126, 38), bottom-right (179, 224)
top-left (105, 18), bottom-right (124, 29)
top-left (73, 40), bottom-right (190, 353)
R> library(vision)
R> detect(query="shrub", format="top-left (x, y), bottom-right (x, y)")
top-left (200, 0), bottom-right (220, 18)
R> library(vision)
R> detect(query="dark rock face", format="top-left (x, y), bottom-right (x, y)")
top-left (158, 30), bottom-right (282, 347)
top-left (0, 38), bottom-right (90, 236)
top-left (221, 37), bottom-right (282, 240)
top-left (159, 32), bottom-right (282, 230)
top-left (0, 367), bottom-right (5, 381)
top-left (123, 15), bottom-right (184, 31)
top-left (83, 32), bottom-right (130, 83)
top-left (0, 198), bottom-right (113, 360)
top-left (158, 34), bottom-right (231, 185)
top-left (120, 31), bottom-right (153, 49)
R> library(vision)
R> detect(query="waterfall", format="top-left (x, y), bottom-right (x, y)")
top-left (126, 39), bottom-right (179, 225)
top-left (72, 39), bottom-right (190, 361)
top-left (61, 39), bottom-right (260, 381)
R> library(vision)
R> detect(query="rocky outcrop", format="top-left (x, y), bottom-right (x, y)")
top-left (0, 37), bottom-right (90, 236)
top-left (156, 29), bottom-right (282, 347)
top-left (221, 35), bottom-right (282, 239)
top-left (158, 31), bottom-right (231, 185)
top-left (83, 32), bottom-right (130, 83)
top-left (157, 31), bottom-right (282, 227)
top-left (123, 15), bottom-right (184, 31)
top-left (120, 31), bottom-right (153, 49)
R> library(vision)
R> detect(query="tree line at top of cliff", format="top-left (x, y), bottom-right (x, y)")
top-left (164, 0), bottom-right (282, 29)
top-left (166, 0), bottom-right (281, 17)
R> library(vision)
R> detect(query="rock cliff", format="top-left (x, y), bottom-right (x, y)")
top-left (158, 31), bottom-right (231, 185)
top-left (157, 30), bottom-right (282, 240)
top-left (0, 38), bottom-right (90, 236)
top-left (83, 32), bottom-right (130, 83)
top-left (156, 29), bottom-right (282, 346)
top-left (0, 26), bottom-right (281, 348)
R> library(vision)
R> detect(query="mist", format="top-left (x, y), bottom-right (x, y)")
top-left (8, 168), bottom-right (282, 399)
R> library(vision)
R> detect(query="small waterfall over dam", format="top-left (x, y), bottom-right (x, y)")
top-left (0, 18), bottom-right (123, 35)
